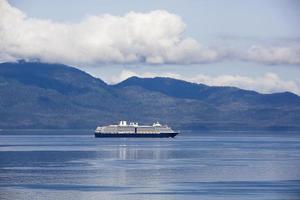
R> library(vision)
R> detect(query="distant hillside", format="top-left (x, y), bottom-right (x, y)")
top-left (1, 61), bottom-right (300, 130)
top-left (116, 76), bottom-right (300, 107)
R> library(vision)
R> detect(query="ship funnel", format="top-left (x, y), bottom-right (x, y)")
top-left (119, 121), bottom-right (127, 126)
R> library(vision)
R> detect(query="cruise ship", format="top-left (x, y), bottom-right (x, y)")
top-left (95, 121), bottom-right (178, 138)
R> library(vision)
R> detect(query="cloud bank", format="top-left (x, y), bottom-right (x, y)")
top-left (110, 70), bottom-right (300, 95)
top-left (1, 0), bottom-right (299, 66)
top-left (245, 45), bottom-right (300, 65)
top-left (0, 0), bottom-right (221, 65)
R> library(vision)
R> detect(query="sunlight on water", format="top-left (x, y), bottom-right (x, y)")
top-left (0, 131), bottom-right (300, 200)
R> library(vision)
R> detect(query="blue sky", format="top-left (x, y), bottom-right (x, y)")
top-left (2, 0), bottom-right (300, 94)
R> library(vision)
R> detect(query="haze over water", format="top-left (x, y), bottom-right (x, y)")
top-left (0, 131), bottom-right (300, 200)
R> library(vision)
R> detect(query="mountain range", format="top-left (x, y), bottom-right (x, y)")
top-left (1, 61), bottom-right (300, 130)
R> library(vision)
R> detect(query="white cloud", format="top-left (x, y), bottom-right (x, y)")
top-left (110, 70), bottom-right (300, 95)
top-left (190, 73), bottom-right (300, 95)
top-left (0, 0), bottom-right (222, 65)
top-left (0, 0), bottom-right (299, 66)
top-left (245, 45), bottom-right (300, 65)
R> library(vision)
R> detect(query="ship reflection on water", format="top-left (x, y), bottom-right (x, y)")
top-left (117, 144), bottom-right (164, 160)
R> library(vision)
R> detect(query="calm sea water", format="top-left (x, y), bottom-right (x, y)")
top-left (0, 130), bottom-right (300, 200)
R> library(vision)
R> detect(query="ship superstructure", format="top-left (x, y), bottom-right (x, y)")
top-left (95, 121), bottom-right (178, 138)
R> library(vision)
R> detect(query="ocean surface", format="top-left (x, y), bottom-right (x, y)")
top-left (0, 130), bottom-right (300, 200)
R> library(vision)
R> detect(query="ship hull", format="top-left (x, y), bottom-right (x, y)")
top-left (94, 132), bottom-right (178, 138)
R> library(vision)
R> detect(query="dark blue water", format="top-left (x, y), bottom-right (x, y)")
top-left (0, 130), bottom-right (300, 200)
